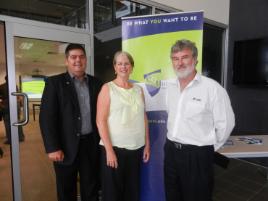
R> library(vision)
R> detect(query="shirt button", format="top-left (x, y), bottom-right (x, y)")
top-left (78, 117), bottom-right (81, 120)
top-left (77, 133), bottom-right (80, 137)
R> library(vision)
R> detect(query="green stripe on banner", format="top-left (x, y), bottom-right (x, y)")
top-left (123, 30), bottom-right (203, 82)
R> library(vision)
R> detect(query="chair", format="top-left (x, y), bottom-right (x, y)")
top-left (32, 103), bottom-right (41, 121)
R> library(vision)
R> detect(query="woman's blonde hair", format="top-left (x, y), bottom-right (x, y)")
top-left (113, 51), bottom-right (134, 67)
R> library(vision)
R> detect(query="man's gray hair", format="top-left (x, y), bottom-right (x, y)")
top-left (170, 39), bottom-right (198, 59)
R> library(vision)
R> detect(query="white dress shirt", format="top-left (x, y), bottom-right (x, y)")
top-left (166, 73), bottom-right (235, 151)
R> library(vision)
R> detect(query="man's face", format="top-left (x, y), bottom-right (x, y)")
top-left (65, 49), bottom-right (87, 78)
top-left (171, 48), bottom-right (197, 79)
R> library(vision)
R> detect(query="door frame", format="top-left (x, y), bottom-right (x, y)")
top-left (1, 14), bottom-right (92, 201)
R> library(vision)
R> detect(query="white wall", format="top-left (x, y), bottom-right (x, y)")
top-left (151, 0), bottom-right (230, 25)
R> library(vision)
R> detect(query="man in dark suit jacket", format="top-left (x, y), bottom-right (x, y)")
top-left (39, 44), bottom-right (103, 201)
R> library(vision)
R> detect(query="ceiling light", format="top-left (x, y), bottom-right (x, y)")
top-left (19, 42), bottom-right (33, 50)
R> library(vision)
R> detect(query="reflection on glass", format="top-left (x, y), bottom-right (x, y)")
top-left (115, 1), bottom-right (132, 19)
top-left (14, 37), bottom-right (68, 88)
top-left (94, 0), bottom-right (113, 32)
top-left (15, 37), bottom-right (69, 201)
top-left (202, 23), bottom-right (224, 83)
top-left (0, 0), bottom-right (87, 29)
top-left (94, 1), bottom-right (152, 82)
top-left (155, 8), bottom-right (168, 14)
top-left (94, 0), bottom-right (152, 33)
top-left (0, 21), bottom-right (13, 201)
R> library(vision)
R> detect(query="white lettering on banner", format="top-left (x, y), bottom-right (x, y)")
top-left (148, 119), bottom-right (166, 124)
top-left (162, 15), bottom-right (197, 23)
top-left (134, 20), bottom-right (149, 25)
top-left (127, 15), bottom-right (198, 27)
top-left (126, 21), bottom-right (133, 26)
top-left (150, 19), bottom-right (162, 24)
top-left (190, 16), bottom-right (197, 21)
top-left (180, 16), bottom-right (188, 21)
top-left (163, 17), bottom-right (179, 23)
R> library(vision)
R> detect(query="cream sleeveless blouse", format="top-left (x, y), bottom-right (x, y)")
top-left (100, 81), bottom-right (145, 150)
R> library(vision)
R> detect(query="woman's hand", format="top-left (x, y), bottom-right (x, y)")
top-left (143, 144), bottom-right (150, 163)
top-left (106, 149), bottom-right (118, 168)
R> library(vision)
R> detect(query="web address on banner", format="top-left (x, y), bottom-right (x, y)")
top-left (148, 119), bottom-right (166, 124)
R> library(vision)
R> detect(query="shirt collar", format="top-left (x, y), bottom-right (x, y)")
top-left (193, 72), bottom-right (201, 83)
top-left (174, 71), bottom-right (202, 89)
top-left (68, 72), bottom-right (87, 81)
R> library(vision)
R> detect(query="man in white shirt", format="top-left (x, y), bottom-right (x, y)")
top-left (164, 39), bottom-right (235, 201)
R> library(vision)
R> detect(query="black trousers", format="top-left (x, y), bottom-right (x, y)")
top-left (164, 139), bottom-right (214, 201)
top-left (3, 112), bottom-right (24, 142)
top-left (54, 135), bottom-right (99, 201)
top-left (101, 146), bottom-right (142, 201)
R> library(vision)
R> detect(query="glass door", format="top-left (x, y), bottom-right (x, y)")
top-left (0, 20), bottom-right (13, 201)
top-left (2, 16), bottom-right (91, 201)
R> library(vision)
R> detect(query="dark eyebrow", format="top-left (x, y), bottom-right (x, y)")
top-left (69, 54), bottom-right (85, 57)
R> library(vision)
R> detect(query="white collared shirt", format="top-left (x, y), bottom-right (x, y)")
top-left (166, 73), bottom-right (235, 150)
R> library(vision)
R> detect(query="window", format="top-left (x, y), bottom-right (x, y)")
top-left (94, 0), bottom-right (152, 82)
top-left (0, 0), bottom-right (87, 29)
top-left (202, 23), bottom-right (225, 83)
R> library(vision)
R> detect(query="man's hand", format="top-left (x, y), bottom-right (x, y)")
top-left (48, 150), bottom-right (64, 162)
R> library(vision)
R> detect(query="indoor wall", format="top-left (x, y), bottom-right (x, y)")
top-left (228, 0), bottom-right (268, 135)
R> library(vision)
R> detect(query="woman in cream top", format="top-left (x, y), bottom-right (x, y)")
top-left (96, 51), bottom-right (150, 201)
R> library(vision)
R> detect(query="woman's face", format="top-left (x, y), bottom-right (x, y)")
top-left (114, 54), bottom-right (133, 78)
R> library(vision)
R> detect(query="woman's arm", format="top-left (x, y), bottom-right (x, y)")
top-left (96, 84), bottom-right (118, 168)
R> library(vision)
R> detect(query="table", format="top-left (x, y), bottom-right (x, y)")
top-left (219, 135), bottom-right (268, 158)
top-left (219, 135), bottom-right (268, 179)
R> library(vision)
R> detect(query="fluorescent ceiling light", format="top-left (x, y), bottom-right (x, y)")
top-left (19, 42), bottom-right (33, 50)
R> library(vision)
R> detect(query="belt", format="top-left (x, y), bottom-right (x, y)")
top-left (167, 139), bottom-right (204, 150)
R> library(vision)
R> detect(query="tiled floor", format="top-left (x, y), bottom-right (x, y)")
top-left (213, 158), bottom-right (268, 201)
top-left (0, 114), bottom-right (57, 201)
top-left (1, 115), bottom-right (268, 201)
top-left (96, 158), bottom-right (268, 201)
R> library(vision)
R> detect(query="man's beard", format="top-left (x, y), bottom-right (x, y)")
top-left (174, 65), bottom-right (194, 79)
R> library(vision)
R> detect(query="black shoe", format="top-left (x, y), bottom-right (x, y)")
top-left (0, 147), bottom-right (3, 158)
top-left (19, 134), bottom-right (25, 142)
top-left (19, 138), bottom-right (24, 142)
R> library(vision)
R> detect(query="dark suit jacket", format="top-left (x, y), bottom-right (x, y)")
top-left (0, 82), bottom-right (9, 113)
top-left (39, 72), bottom-right (103, 165)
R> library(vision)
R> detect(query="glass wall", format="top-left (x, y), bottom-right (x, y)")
top-left (0, 0), bottom-right (87, 29)
top-left (202, 23), bottom-right (225, 83)
top-left (94, 0), bottom-right (152, 33)
top-left (155, 8), bottom-right (168, 14)
top-left (93, 0), bottom-right (225, 84)
top-left (94, 0), bottom-right (152, 82)
top-left (0, 21), bottom-right (13, 201)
